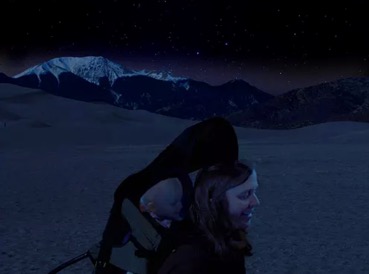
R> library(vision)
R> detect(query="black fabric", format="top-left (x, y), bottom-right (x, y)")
top-left (158, 229), bottom-right (247, 274)
top-left (95, 116), bottom-right (239, 273)
top-left (115, 116), bottom-right (238, 207)
top-left (146, 217), bottom-right (198, 273)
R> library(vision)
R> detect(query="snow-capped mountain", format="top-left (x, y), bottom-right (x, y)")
top-left (14, 56), bottom-right (132, 87)
top-left (14, 56), bottom-right (187, 87)
top-left (1, 56), bottom-right (274, 120)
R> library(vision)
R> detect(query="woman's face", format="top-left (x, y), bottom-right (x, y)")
top-left (225, 169), bottom-right (260, 230)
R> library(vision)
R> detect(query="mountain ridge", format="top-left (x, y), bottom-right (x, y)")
top-left (1, 56), bottom-right (273, 121)
top-left (1, 56), bottom-right (368, 128)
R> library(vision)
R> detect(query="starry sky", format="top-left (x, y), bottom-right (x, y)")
top-left (1, 0), bottom-right (369, 94)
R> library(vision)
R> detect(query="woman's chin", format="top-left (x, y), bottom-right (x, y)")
top-left (239, 219), bottom-right (251, 230)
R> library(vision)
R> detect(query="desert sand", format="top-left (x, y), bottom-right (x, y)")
top-left (1, 83), bottom-right (369, 273)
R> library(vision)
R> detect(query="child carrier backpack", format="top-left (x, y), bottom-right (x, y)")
top-left (48, 116), bottom-right (239, 274)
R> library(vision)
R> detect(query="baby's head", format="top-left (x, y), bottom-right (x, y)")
top-left (140, 177), bottom-right (183, 224)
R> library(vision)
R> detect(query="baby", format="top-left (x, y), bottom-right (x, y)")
top-left (139, 177), bottom-right (184, 228)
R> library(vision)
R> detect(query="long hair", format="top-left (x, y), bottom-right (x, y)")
top-left (189, 160), bottom-right (254, 257)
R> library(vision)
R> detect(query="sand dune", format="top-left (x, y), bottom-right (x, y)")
top-left (2, 83), bottom-right (368, 147)
top-left (1, 84), bottom-right (369, 273)
top-left (0, 83), bottom-right (194, 128)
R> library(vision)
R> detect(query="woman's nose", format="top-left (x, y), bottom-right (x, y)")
top-left (251, 193), bottom-right (260, 206)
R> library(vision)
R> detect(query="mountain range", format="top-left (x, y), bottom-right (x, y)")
top-left (1, 56), bottom-right (368, 128)
top-left (0, 56), bottom-right (272, 120)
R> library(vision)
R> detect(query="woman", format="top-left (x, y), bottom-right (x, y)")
top-left (158, 161), bottom-right (260, 274)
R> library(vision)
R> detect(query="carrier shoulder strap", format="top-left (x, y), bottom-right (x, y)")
top-left (93, 199), bottom-right (162, 273)
top-left (121, 199), bottom-right (162, 251)
top-left (110, 199), bottom-right (162, 274)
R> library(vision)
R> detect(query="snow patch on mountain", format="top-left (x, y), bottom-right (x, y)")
top-left (228, 99), bottom-right (237, 108)
top-left (14, 56), bottom-right (188, 86)
top-left (134, 69), bottom-right (187, 82)
top-left (177, 80), bottom-right (191, 90)
top-left (14, 56), bottom-right (132, 86)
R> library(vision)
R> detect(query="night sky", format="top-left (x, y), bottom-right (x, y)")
top-left (1, 0), bottom-right (369, 94)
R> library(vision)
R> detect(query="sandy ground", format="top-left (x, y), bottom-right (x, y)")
top-left (1, 83), bottom-right (369, 273)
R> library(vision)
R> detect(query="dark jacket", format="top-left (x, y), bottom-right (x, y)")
top-left (158, 230), bottom-right (247, 274)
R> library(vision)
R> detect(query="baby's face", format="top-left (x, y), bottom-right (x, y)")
top-left (142, 177), bottom-right (183, 221)
top-left (154, 181), bottom-right (183, 221)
